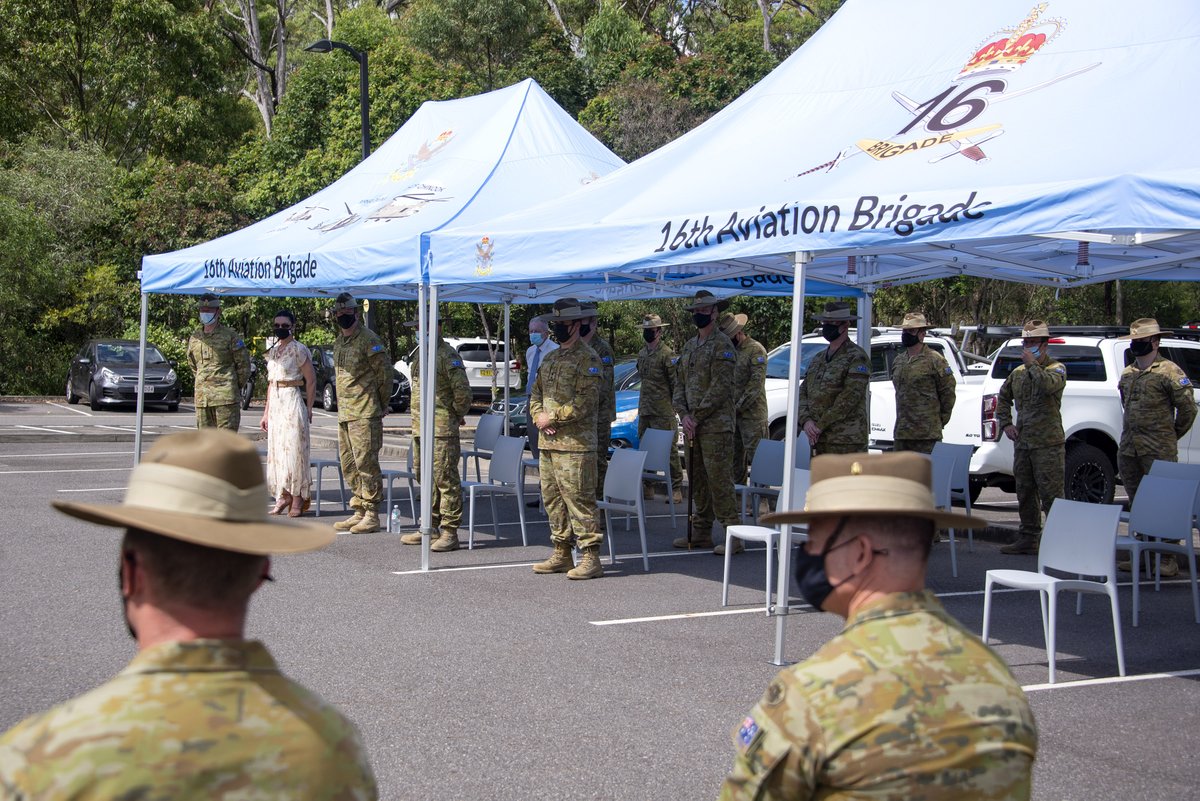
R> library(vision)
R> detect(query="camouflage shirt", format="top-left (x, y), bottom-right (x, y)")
top-left (1118, 355), bottom-right (1197, 457)
top-left (719, 591), bottom-right (1037, 801)
top-left (733, 336), bottom-right (768, 424)
top-left (529, 340), bottom-right (601, 452)
top-left (673, 330), bottom-right (736, 434)
top-left (412, 338), bottom-right (473, 438)
top-left (796, 341), bottom-right (871, 448)
top-left (637, 341), bottom-right (678, 422)
top-left (590, 336), bottom-right (617, 425)
top-left (892, 345), bottom-right (957, 441)
top-left (187, 324), bottom-right (251, 407)
top-left (996, 355), bottom-right (1067, 449)
top-left (0, 640), bottom-right (378, 801)
top-left (334, 327), bottom-right (391, 422)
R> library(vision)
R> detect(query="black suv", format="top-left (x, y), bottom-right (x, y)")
top-left (311, 345), bottom-right (409, 413)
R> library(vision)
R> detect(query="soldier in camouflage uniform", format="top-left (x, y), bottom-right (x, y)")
top-left (400, 318), bottom-right (473, 552)
top-left (719, 452), bottom-right (1036, 801)
top-left (331, 293), bottom-right (392, 535)
top-left (187, 293), bottom-right (251, 431)
top-left (996, 320), bottom-right (1067, 555)
top-left (721, 312), bottom-right (768, 483)
top-left (797, 302), bottom-right (871, 455)
top-left (1116, 318), bottom-right (1196, 577)
top-left (580, 301), bottom-right (616, 498)
top-left (673, 291), bottom-right (739, 551)
top-left (529, 298), bottom-right (605, 580)
top-left (891, 312), bottom-right (956, 454)
top-left (0, 430), bottom-right (377, 800)
top-left (636, 314), bottom-right (683, 502)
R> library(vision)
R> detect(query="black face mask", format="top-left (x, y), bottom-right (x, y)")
top-left (580, 323), bottom-right (592, 337)
top-left (900, 331), bottom-right (920, 347)
top-left (273, 326), bottom-right (292, 340)
top-left (692, 312), bottom-right (712, 328)
top-left (336, 313), bottom-right (356, 330)
top-left (820, 323), bottom-right (842, 341)
top-left (794, 519), bottom-right (885, 611)
top-left (643, 328), bottom-right (657, 343)
top-left (1129, 340), bottom-right (1154, 358)
top-left (551, 322), bottom-right (573, 342)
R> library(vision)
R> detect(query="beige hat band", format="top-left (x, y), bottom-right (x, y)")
top-left (124, 463), bottom-right (268, 523)
top-left (804, 474), bottom-right (934, 514)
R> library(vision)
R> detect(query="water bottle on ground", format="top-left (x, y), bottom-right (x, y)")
top-left (389, 504), bottom-right (401, 533)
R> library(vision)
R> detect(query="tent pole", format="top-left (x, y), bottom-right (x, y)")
top-left (772, 251), bottom-right (810, 666)
top-left (133, 291), bottom-right (149, 466)
top-left (858, 262), bottom-right (875, 443)
top-left (417, 284), bottom-right (432, 572)
top-left (502, 300), bottom-right (511, 432)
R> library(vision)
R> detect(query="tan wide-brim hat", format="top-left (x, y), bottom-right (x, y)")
top-left (547, 297), bottom-right (591, 322)
top-left (639, 314), bottom-right (668, 329)
top-left (816, 301), bottom-right (855, 322)
top-left (333, 294), bottom-right (359, 311)
top-left (1120, 318), bottom-right (1163, 340)
top-left (1021, 319), bottom-right (1050, 338)
top-left (719, 312), bottom-right (747, 338)
top-left (761, 452), bottom-right (985, 530)
top-left (53, 430), bottom-right (334, 555)
top-left (683, 290), bottom-right (732, 312)
top-left (899, 312), bottom-right (930, 330)
top-left (197, 293), bottom-right (221, 309)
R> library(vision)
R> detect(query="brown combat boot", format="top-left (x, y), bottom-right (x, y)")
top-left (673, 521), bottom-right (715, 549)
top-left (1000, 534), bottom-right (1039, 555)
top-left (567, 546), bottom-right (604, 580)
top-left (672, 488), bottom-right (683, 504)
top-left (399, 531), bottom-right (424, 545)
top-left (533, 541), bottom-right (574, 574)
top-left (713, 538), bottom-right (745, 556)
top-left (333, 510), bottom-right (364, 531)
top-left (1158, 554), bottom-right (1180, 578)
top-left (349, 509), bottom-right (380, 534)
top-left (642, 483), bottom-right (655, 500)
top-left (430, 531), bottom-right (460, 552)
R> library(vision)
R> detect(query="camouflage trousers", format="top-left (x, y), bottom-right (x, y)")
top-left (1118, 447), bottom-right (1175, 503)
top-left (195, 403), bottom-right (240, 432)
top-left (1013, 444), bottom-right (1064, 537)
top-left (414, 436), bottom-right (463, 535)
top-left (815, 440), bottom-right (867, 456)
top-left (686, 430), bottom-right (740, 538)
top-left (596, 419), bottom-right (611, 498)
top-left (638, 416), bottom-right (683, 494)
top-left (894, 438), bottom-right (938, 455)
top-left (338, 418), bottom-right (383, 512)
top-left (733, 418), bottom-right (768, 484)
top-left (540, 449), bottom-right (602, 549)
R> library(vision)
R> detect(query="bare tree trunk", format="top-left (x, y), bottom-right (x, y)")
top-left (220, 0), bottom-right (299, 137)
top-left (543, 0), bottom-right (582, 56)
top-left (476, 304), bottom-right (500, 400)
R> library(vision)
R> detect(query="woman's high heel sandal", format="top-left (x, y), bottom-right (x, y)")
top-left (270, 495), bottom-right (291, 516)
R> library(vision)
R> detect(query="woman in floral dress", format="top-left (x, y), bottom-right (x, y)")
top-left (261, 310), bottom-right (316, 516)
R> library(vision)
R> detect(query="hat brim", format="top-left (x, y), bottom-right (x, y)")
top-left (638, 322), bottom-right (669, 329)
top-left (548, 310), bottom-right (590, 322)
top-left (1119, 331), bottom-right (1161, 340)
top-left (816, 314), bottom-right (854, 322)
top-left (684, 297), bottom-right (732, 312)
top-left (761, 506), bottom-right (986, 530)
top-left (898, 322), bottom-right (929, 330)
top-left (53, 501), bottom-right (335, 555)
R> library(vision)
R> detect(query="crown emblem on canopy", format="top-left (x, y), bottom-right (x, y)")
top-left (956, 3), bottom-right (1064, 81)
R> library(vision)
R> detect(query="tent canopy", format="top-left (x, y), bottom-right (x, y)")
top-left (428, 0), bottom-right (1200, 293)
top-left (139, 79), bottom-right (626, 300)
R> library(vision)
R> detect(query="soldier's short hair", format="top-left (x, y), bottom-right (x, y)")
top-left (123, 527), bottom-right (265, 612)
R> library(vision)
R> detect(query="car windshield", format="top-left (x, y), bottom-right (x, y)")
top-left (614, 359), bottom-right (639, 390)
top-left (96, 344), bottom-right (167, 364)
top-left (991, 344), bottom-right (1107, 382)
top-left (765, 342), bottom-right (830, 379)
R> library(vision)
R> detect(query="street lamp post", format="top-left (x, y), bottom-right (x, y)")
top-left (306, 38), bottom-right (374, 329)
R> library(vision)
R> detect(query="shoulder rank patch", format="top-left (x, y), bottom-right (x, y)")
top-left (944, 366), bottom-right (953, 374)
top-left (451, 359), bottom-right (463, 368)
top-left (602, 356), bottom-right (612, 364)
top-left (756, 356), bottom-right (766, 364)
top-left (852, 364), bottom-right (869, 374)
top-left (371, 344), bottom-right (383, 353)
top-left (235, 339), bottom-right (245, 348)
top-left (1182, 377), bottom-right (1192, 386)
top-left (1052, 365), bottom-right (1066, 374)
top-left (588, 366), bottom-right (599, 375)
top-left (670, 357), bottom-right (679, 365)
top-left (721, 351), bottom-right (735, 359)
top-left (737, 716), bottom-right (760, 750)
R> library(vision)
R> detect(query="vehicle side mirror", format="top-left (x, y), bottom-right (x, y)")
top-left (169, 359), bottom-right (177, 367)
top-left (78, 357), bottom-right (91, 365)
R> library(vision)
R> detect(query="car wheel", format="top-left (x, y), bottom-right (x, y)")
top-left (241, 378), bottom-right (253, 410)
top-left (66, 377), bottom-right (79, 404)
top-left (968, 476), bottom-right (986, 504)
top-left (88, 380), bottom-right (102, 411)
top-left (1064, 441), bottom-right (1115, 504)
top-left (322, 382), bottom-right (336, 411)
top-left (166, 401), bottom-right (179, 412)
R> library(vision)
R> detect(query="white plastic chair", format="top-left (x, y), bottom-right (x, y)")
top-left (381, 444), bottom-right (418, 532)
top-left (309, 458), bottom-right (347, 516)
top-left (1115, 474), bottom-right (1200, 626)
top-left (461, 435), bottom-right (529, 548)
top-left (461, 413), bottom-right (504, 483)
top-left (598, 448), bottom-right (650, 572)
top-left (793, 436), bottom-right (811, 470)
top-left (1148, 460), bottom-right (1200, 524)
top-left (735, 438), bottom-right (784, 523)
top-left (932, 441), bottom-right (976, 551)
top-left (929, 451), bottom-right (962, 578)
top-left (723, 469), bottom-right (811, 615)
top-left (981, 498), bottom-right (1126, 684)
top-left (637, 428), bottom-right (678, 529)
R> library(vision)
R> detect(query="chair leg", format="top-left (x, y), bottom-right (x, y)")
top-left (1046, 589), bottom-right (1058, 685)
top-left (764, 534), bottom-right (774, 616)
top-left (488, 493), bottom-right (499, 541)
top-left (467, 487), bottom-right (476, 550)
top-left (1107, 585), bottom-right (1126, 677)
top-left (407, 481), bottom-right (416, 523)
top-left (605, 510), bottom-right (615, 566)
top-left (384, 480), bottom-right (394, 532)
top-left (1132, 545), bottom-right (1141, 627)
top-left (981, 576), bottom-right (994, 642)
top-left (313, 466), bottom-right (323, 518)
top-left (721, 529), bottom-right (734, 607)
top-left (666, 480), bottom-right (677, 529)
top-left (948, 527), bottom-right (958, 578)
top-left (637, 502), bottom-right (649, 573)
top-left (965, 495), bottom-right (975, 552)
top-left (515, 487), bottom-right (528, 547)
top-left (336, 466), bottom-right (348, 512)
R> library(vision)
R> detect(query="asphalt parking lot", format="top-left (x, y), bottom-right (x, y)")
top-left (1, 400), bottom-right (1198, 800)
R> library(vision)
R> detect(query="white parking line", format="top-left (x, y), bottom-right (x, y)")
top-left (0, 450), bottom-right (132, 458)
top-left (94, 425), bottom-right (137, 432)
top-left (57, 486), bottom-right (127, 492)
top-left (591, 607), bottom-right (769, 626)
top-left (45, 402), bottom-right (93, 416)
top-left (0, 467), bottom-right (130, 475)
top-left (13, 425), bottom-right (74, 434)
top-left (1022, 667), bottom-right (1200, 692)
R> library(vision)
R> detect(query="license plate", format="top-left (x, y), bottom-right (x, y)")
top-left (479, 368), bottom-right (494, 377)
top-left (142, 385), bottom-right (155, 393)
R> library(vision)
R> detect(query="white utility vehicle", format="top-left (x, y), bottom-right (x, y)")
top-left (396, 337), bottom-right (521, 401)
